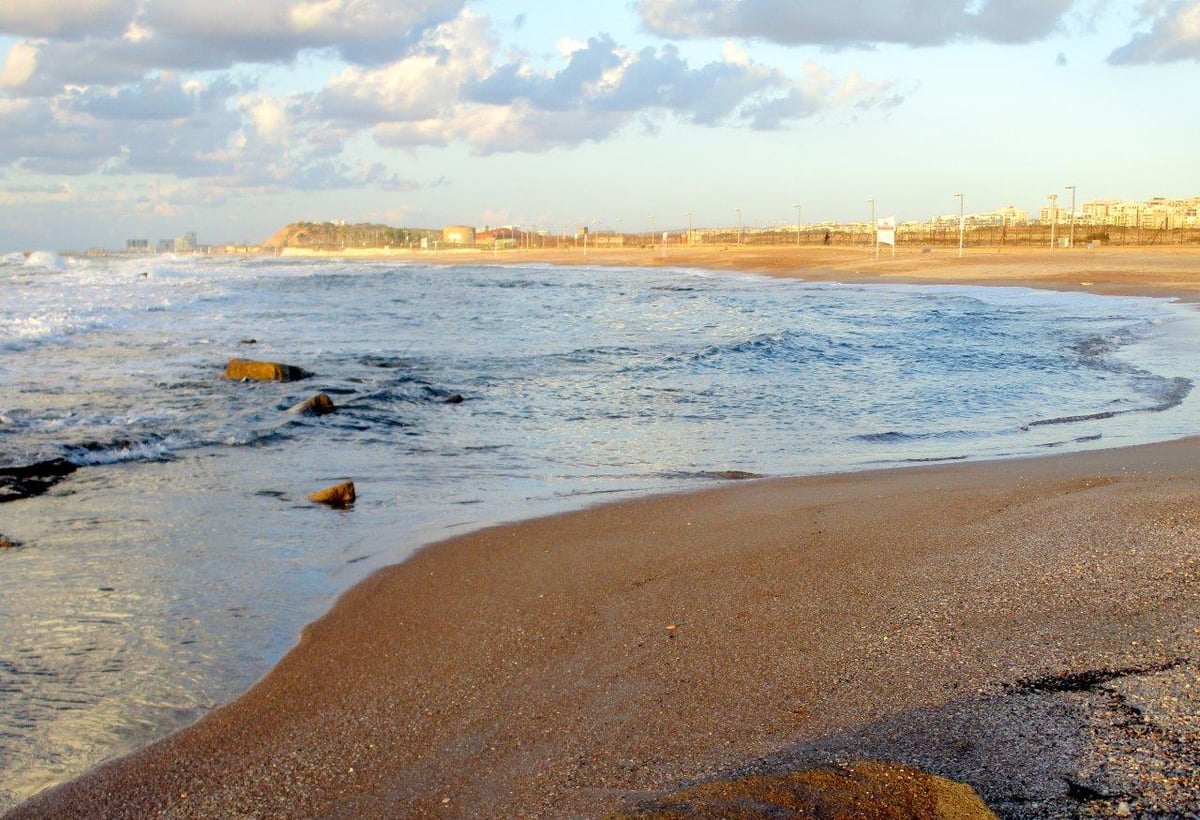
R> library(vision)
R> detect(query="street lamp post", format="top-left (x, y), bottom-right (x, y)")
top-left (954, 192), bottom-right (964, 258)
top-left (794, 203), bottom-right (801, 246)
top-left (1066, 185), bottom-right (1077, 249)
top-left (686, 211), bottom-right (693, 246)
top-left (736, 208), bottom-right (743, 244)
top-left (1048, 194), bottom-right (1058, 249)
top-left (867, 199), bottom-right (876, 258)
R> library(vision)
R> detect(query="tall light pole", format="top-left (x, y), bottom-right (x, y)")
top-left (867, 198), bottom-right (876, 258)
top-left (954, 192), bottom-right (964, 258)
top-left (794, 203), bottom-right (801, 246)
top-left (1048, 194), bottom-right (1058, 249)
top-left (1069, 185), bottom-right (1078, 248)
top-left (736, 208), bottom-right (743, 244)
top-left (649, 215), bottom-right (655, 248)
top-left (686, 211), bottom-right (693, 245)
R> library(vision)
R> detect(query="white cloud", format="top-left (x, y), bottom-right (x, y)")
top-left (0, 3), bottom-right (907, 208)
top-left (557, 36), bottom-right (587, 57)
top-left (304, 11), bottom-right (902, 154)
top-left (0, 41), bottom-right (39, 89)
top-left (142, 0), bottom-right (465, 65)
top-left (240, 94), bottom-right (292, 145)
top-left (0, 0), bottom-right (468, 97)
top-left (0, 0), bottom-right (136, 39)
top-left (314, 10), bottom-right (497, 122)
top-left (721, 41), bottom-right (750, 67)
top-left (637, 0), bottom-right (1076, 47)
top-left (1109, 0), bottom-right (1200, 63)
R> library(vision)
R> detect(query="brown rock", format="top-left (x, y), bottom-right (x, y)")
top-left (224, 358), bottom-right (309, 382)
top-left (0, 534), bottom-right (18, 549)
top-left (612, 760), bottom-right (996, 819)
top-left (309, 481), bottom-right (355, 507)
top-left (288, 393), bottom-right (337, 415)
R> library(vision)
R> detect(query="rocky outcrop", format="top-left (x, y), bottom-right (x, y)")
top-left (612, 760), bottom-right (996, 819)
top-left (288, 393), bottom-right (337, 415)
top-left (224, 358), bottom-right (309, 382)
top-left (0, 458), bottom-right (78, 503)
top-left (309, 481), bottom-right (355, 507)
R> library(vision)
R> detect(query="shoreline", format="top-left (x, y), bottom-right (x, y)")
top-left (9, 248), bottom-right (1200, 817)
top-left (277, 243), bottom-right (1200, 302)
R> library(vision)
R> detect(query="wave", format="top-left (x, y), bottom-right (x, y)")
top-left (674, 330), bottom-right (829, 367)
top-left (852, 429), bottom-right (971, 444)
top-left (61, 436), bottom-right (179, 465)
top-left (657, 469), bottom-right (766, 481)
top-left (22, 251), bottom-right (68, 271)
top-left (1023, 376), bottom-right (1192, 430)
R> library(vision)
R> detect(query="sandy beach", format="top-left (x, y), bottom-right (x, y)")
top-left (9, 247), bottom-right (1200, 818)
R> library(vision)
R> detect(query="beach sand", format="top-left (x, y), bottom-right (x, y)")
top-left (9, 248), bottom-right (1200, 818)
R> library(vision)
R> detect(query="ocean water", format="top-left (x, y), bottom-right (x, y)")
top-left (2, 252), bottom-right (1200, 806)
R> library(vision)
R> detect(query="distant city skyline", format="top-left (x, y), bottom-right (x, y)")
top-left (2, 1), bottom-right (1199, 252)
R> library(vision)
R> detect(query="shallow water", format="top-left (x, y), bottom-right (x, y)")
top-left (3, 253), bottom-right (1200, 807)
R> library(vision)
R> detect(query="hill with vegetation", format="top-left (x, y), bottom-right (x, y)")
top-left (261, 222), bottom-right (438, 251)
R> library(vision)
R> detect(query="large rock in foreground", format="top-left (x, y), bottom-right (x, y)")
top-left (224, 358), bottom-right (309, 382)
top-left (612, 760), bottom-right (996, 819)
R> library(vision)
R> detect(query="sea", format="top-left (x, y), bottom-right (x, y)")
top-left (3, 251), bottom-right (1200, 808)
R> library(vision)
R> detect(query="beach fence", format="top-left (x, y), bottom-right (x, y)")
top-left (725, 223), bottom-right (1200, 249)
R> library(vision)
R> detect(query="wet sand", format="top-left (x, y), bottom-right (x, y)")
top-left (10, 248), bottom-right (1200, 818)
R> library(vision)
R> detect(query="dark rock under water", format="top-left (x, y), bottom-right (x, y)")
top-left (0, 458), bottom-right (78, 503)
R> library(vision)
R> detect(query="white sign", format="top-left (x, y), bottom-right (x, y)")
top-left (877, 216), bottom-right (896, 247)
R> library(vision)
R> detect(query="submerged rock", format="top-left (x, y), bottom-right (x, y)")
top-left (288, 392), bottom-right (337, 416)
top-left (224, 358), bottom-right (309, 382)
top-left (612, 760), bottom-right (996, 819)
top-left (0, 458), bottom-right (78, 503)
top-left (309, 481), bottom-right (355, 508)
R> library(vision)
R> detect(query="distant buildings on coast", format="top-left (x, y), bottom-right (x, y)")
top-left (108, 231), bottom-right (259, 258)
top-left (83, 194), bottom-right (1200, 256)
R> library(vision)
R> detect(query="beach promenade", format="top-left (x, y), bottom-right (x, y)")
top-left (10, 247), bottom-right (1200, 818)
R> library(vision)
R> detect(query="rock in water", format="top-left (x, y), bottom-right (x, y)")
top-left (309, 481), bottom-right (355, 507)
top-left (224, 358), bottom-right (309, 382)
top-left (612, 760), bottom-right (996, 819)
top-left (0, 458), bottom-right (78, 503)
top-left (288, 393), bottom-right (337, 415)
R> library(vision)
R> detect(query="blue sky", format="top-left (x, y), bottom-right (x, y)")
top-left (1, 1), bottom-right (1197, 251)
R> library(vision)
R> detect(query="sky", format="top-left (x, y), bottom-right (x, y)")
top-left (0, 0), bottom-right (1197, 251)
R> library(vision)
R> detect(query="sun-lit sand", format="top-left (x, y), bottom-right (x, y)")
top-left (10, 246), bottom-right (1200, 818)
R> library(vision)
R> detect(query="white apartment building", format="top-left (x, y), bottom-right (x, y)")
top-left (1076, 197), bottom-right (1199, 228)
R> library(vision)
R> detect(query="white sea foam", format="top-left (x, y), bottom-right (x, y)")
top-left (21, 251), bottom-right (68, 270)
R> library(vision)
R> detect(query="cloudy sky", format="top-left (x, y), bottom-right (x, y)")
top-left (1, 0), bottom-right (1197, 251)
